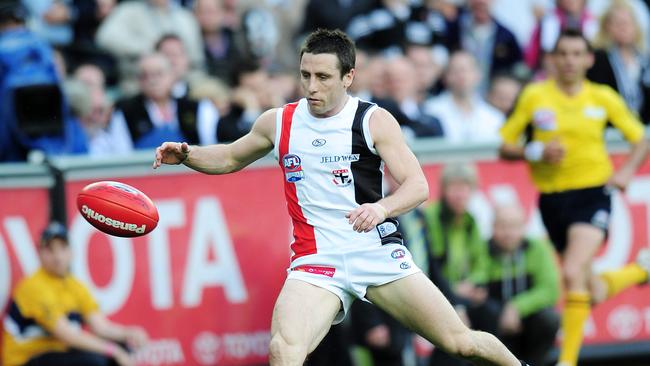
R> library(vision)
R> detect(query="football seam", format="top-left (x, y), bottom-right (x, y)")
top-left (78, 193), bottom-right (158, 225)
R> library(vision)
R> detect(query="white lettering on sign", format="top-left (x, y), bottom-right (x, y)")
top-left (148, 200), bottom-right (186, 310)
top-left (135, 338), bottom-right (185, 365)
top-left (182, 197), bottom-right (248, 306)
top-left (71, 215), bottom-right (135, 315)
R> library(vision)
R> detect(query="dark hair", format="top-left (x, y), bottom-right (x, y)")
top-left (552, 28), bottom-right (593, 53)
top-left (0, 0), bottom-right (26, 25)
top-left (300, 29), bottom-right (356, 78)
top-left (155, 33), bottom-right (184, 51)
top-left (40, 221), bottom-right (68, 247)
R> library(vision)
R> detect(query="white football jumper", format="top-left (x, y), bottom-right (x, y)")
top-left (273, 96), bottom-right (420, 323)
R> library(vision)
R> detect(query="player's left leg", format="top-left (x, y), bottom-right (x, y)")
top-left (366, 272), bottom-right (523, 366)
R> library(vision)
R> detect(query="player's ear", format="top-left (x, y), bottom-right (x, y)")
top-left (343, 68), bottom-right (355, 89)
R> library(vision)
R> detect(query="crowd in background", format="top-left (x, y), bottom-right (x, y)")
top-left (1, 0), bottom-right (650, 162)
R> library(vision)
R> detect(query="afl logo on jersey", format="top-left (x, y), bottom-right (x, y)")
top-left (312, 138), bottom-right (326, 147)
top-left (283, 154), bottom-right (304, 182)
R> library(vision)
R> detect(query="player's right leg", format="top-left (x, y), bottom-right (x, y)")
top-left (268, 279), bottom-right (342, 366)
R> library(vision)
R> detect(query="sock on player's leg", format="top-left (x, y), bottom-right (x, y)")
top-left (600, 263), bottom-right (648, 298)
top-left (558, 292), bottom-right (591, 366)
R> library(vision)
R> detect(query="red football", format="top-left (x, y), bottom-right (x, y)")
top-left (77, 181), bottom-right (159, 237)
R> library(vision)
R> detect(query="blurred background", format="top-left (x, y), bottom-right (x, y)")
top-left (1, 0), bottom-right (650, 365)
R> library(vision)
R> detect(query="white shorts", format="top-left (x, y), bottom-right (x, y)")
top-left (286, 243), bottom-right (421, 324)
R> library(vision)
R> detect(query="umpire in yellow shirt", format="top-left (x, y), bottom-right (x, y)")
top-left (499, 29), bottom-right (650, 366)
top-left (2, 222), bottom-right (148, 366)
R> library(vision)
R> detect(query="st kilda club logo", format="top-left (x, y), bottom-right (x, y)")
top-left (332, 169), bottom-right (352, 187)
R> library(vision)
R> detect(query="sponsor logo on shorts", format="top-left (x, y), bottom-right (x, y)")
top-left (332, 169), bottom-right (352, 187)
top-left (282, 154), bottom-right (304, 182)
top-left (320, 154), bottom-right (360, 164)
top-left (391, 248), bottom-right (406, 259)
top-left (591, 209), bottom-right (610, 230)
top-left (400, 261), bottom-right (411, 270)
top-left (312, 138), bottom-right (326, 147)
top-left (292, 265), bottom-right (336, 277)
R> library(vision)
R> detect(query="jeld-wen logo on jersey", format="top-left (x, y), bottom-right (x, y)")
top-left (283, 154), bottom-right (304, 182)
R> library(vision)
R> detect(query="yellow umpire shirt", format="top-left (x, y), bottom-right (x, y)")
top-left (2, 268), bottom-right (99, 366)
top-left (500, 79), bottom-right (645, 193)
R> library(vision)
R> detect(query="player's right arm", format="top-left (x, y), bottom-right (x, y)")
top-left (153, 108), bottom-right (277, 174)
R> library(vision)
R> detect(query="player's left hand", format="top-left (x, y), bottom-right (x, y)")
top-left (608, 170), bottom-right (633, 192)
top-left (499, 302), bottom-right (522, 334)
top-left (125, 326), bottom-right (149, 349)
top-left (346, 203), bottom-right (388, 233)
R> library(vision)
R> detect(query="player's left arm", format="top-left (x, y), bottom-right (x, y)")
top-left (346, 108), bottom-right (429, 233)
top-left (87, 312), bottom-right (149, 349)
top-left (605, 88), bottom-right (650, 190)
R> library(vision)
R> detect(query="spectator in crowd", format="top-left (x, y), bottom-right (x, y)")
top-left (405, 163), bottom-right (493, 366)
top-left (189, 76), bottom-right (232, 116)
top-left (405, 43), bottom-right (446, 99)
top-left (588, 0), bottom-right (650, 124)
top-left (487, 73), bottom-right (523, 115)
top-left (71, 63), bottom-right (121, 156)
top-left (349, 51), bottom-right (442, 139)
top-left (348, 0), bottom-right (459, 58)
top-left (483, 204), bottom-right (560, 366)
top-left (350, 301), bottom-right (412, 366)
top-left (237, 0), bottom-right (307, 71)
top-left (0, 0), bottom-right (87, 162)
top-left (1, 221), bottom-right (148, 366)
top-left (385, 56), bottom-right (444, 138)
top-left (22, 0), bottom-right (74, 47)
top-left (108, 53), bottom-right (218, 152)
top-left (424, 51), bottom-right (505, 144)
top-left (300, 0), bottom-right (375, 36)
top-left (216, 60), bottom-right (283, 142)
top-left (499, 29), bottom-right (650, 366)
top-left (193, 0), bottom-right (242, 85)
top-left (155, 33), bottom-right (198, 98)
top-left (446, 0), bottom-right (524, 92)
top-left (95, 0), bottom-right (204, 93)
top-left (588, 0), bottom-right (650, 50)
top-left (67, 0), bottom-right (118, 83)
top-left (238, 7), bottom-right (280, 69)
top-left (525, 0), bottom-right (599, 71)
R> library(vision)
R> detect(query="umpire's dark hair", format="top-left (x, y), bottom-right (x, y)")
top-left (552, 28), bottom-right (594, 53)
top-left (300, 29), bottom-right (356, 78)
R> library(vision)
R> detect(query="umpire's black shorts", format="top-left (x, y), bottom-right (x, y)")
top-left (539, 185), bottom-right (611, 253)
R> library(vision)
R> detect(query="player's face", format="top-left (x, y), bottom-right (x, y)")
top-left (39, 239), bottom-right (71, 277)
top-left (300, 52), bottom-right (354, 117)
top-left (552, 37), bottom-right (593, 84)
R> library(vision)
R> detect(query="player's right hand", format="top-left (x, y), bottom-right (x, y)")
top-left (153, 142), bottom-right (190, 169)
top-left (542, 138), bottom-right (565, 164)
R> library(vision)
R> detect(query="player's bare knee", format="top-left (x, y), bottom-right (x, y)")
top-left (438, 329), bottom-right (477, 359)
top-left (268, 333), bottom-right (307, 363)
top-left (563, 262), bottom-right (588, 289)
